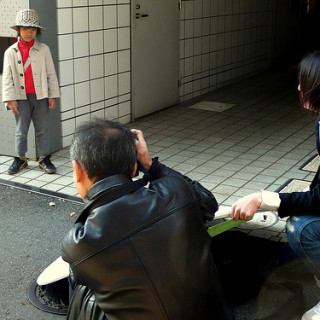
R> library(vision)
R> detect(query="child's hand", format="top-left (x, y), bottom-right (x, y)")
top-left (8, 101), bottom-right (19, 114)
top-left (48, 98), bottom-right (56, 109)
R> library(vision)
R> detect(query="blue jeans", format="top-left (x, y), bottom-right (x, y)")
top-left (286, 215), bottom-right (320, 279)
top-left (14, 94), bottom-right (50, 157)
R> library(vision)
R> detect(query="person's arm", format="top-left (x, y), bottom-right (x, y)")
top-left (48, 98), bottom-right (56, 109)
top-left (231, 190), bottom-right (281, 221)
top-left (131, 129), bottom-right (152, 171)
top-left (61, 222), bottom-right (89, 285)
top-left (44, 45), bottom-right (60, 98)
top-left (278, 186), bottom-right (320, 217)
top-left (231, 186), bottom-right (320, 220)
top-left (7, 100), bottom-right (19, 114)
top-left (2, 50), bottom-right (17, 104)
top-left (66, 284), bottom-right (105, 320)
top-left (131, 128), bottom-right (204, 181)
top-left (131, 129), bottom-right (218, 220)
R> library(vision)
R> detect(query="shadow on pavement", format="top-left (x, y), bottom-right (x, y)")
top-left (212, 231), bottom-right (319, 320)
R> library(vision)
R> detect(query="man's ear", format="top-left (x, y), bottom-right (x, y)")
top-left (72, 160), bottom-right (93, 200)
top-left (131, 162), bottom-right (138, 178)
top-left (72, 160), bottom-right (84, 183)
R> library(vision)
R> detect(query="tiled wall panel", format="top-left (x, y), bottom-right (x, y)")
top-left (179, 0), bottom-right (274, 102)
top-left (0, 0), bottom-right (29, 37)
top-left (56, 0), bottom-right (275, 148)
top-left (56, 0), bottom-right (131, 147)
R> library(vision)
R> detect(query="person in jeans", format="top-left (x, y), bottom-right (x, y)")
top-left (61, 119), bottom-right (233, 320)
top-left (230, 51), bottom-right (320, 320)
top-left (2, 9), bottom-right (60, 174)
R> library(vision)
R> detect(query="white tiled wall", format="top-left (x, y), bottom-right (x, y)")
top-left (56, 0), bottom-right (275, 148)
top-left (0, 0), bottom-right (29, 37)
top-left (179, 0), bottom-right (274, 101)
top-left (56, 0), bottom-right (131, 148)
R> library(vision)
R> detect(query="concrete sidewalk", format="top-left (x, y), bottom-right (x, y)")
top-left (0, 68), bottom-right (317, 241)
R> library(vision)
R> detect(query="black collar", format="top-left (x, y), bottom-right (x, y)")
top-left (77, 174), bottom-right (149, 223)
top-left (85, 174), bottom-right (132, 203)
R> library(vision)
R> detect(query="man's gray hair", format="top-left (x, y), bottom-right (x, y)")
top-left (70, 119), bottom-right (137, 180)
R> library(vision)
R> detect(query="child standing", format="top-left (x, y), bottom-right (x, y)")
top-left (2, 9), bottom-right (60, 174)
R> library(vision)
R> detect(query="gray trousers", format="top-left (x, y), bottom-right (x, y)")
top-left (14, 94), bottom-right (50, 157)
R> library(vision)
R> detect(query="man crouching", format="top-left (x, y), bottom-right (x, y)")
top-left (62, 119), bottom-right (232, 320)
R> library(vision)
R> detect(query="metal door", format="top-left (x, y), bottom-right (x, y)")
top-left (131, 0), bottom-right (180, 119)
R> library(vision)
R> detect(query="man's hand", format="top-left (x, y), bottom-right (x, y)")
top-left (231, 192), bottom-right (262, 221)
top-left (8, 100), bottom-right (19, 114)
top-left (48, 98), bottom-right (56, 109)
top-left (131, 129), bottom-right (152, 171)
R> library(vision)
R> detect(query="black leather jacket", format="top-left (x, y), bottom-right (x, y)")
top-left (62, 159), bottom-right (231, 320)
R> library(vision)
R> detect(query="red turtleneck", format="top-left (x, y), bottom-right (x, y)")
top-left (18, 39), bottom-right (36, 94)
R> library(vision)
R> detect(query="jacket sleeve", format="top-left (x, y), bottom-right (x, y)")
top-left (278, 185), bottom-right (320, 217)
top-left (61, 222), bottom-right (89, 283)
top-left (66, 284), bottom-right (106, 320)
top-left (44, 45), bottom-right (60, 98)
top-left (148, 157), bottom-right (218, 221)
top-left (2, 49), bottom-right (15, 103)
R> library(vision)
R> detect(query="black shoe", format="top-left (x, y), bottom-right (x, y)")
top-left (39, 155), bottom-right (56, 174)
top-left (7, 157), bottom-right (28, 174)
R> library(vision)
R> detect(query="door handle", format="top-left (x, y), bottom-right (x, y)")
top-left (136, 13), bottom-right (149, 19)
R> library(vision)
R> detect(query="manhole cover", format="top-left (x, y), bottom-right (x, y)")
top-left (188, 101), bottom-right (235, 112)
top-left (28, 278), bottom-right (69, 315)
top-left (278, 179), bottom-right (310, 193)
top-left (236, 211), bottom-right (279, 230)
top-left (301, 155), bottom-right (319, 173)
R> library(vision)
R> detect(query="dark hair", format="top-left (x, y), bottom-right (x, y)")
top-left (70, 119), bottom-right (137, 181)
top-left (16, 26), bottom-right (42, 38)
top-left (299, 51), bottom-right (320, 112)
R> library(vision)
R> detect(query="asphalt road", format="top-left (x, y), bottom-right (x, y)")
top-left (0, 184), bottom-right (83, 320)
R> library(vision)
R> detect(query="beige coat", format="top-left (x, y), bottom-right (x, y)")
top-left (2, 39), bottom-right (60, 103)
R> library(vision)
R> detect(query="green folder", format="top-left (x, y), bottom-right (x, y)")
top-left (207, 218), bottom-right (251, 237)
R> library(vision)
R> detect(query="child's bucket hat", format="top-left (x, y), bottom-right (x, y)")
top-left (11, 9), bottom-right (44, 30)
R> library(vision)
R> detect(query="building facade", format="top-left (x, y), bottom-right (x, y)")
top-left (0, 0), bottom-right (304, 157)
